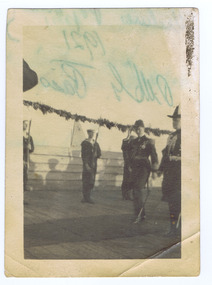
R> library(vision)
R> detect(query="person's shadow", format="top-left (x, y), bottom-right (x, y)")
top-left (46, 159), bottom-right (62, 190)
top-left (27, 160), bottom-right (44, 190)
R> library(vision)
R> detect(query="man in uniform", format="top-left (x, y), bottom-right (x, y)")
top-left (158, 105), bottom-right (181, 237)
top-left (81, 129), bottom-right (101, 204)
top-left (121, 127), bottom-right (136, 200)
top-left (128, 120), bottom-right (158, 222)
top-left (23, 120), bottom-right (34, 191)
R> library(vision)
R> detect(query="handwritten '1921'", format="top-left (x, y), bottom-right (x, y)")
top-left (63, 29), bottom-right (105, 60)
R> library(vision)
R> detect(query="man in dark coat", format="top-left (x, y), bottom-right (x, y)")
top-left (158, 105), bottom-right (181, 237)
top-left (128, 120), bottom-right (158, 222)
top-left (121, 129), bottom-right (136, 200)
top-left (23, 120), bottom-right (34, 191)
top-left (81, 129), bottom-right (101, 204)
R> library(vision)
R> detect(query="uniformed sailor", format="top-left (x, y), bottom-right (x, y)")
top-left (158, 105), bottom-right (181, 237)
top-left (23, 120), bottom-right (34, 191)
top-left (128, 120), bottom-right (158, 221)
top-left (81, 129), bottom-right (101, 204)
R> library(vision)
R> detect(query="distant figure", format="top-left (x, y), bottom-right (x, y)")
top-left (81, 129), bottom-right (101, 204)
top-left (128, 120), bottom-right (158, 222)
top-left (121, 128), bottom-right (136, 200)
top-left (158, 105), bottom-right (181, 237)
top-left (23, 120), bottom-right (34, 191)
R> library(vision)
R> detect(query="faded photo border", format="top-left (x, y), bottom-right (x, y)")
top-left (4, 4), bottom-right (199, 279)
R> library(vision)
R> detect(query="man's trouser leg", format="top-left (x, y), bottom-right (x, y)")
top-left (82, 171), bottom-right (95, 202)
top-left (23, 163), bottom-right (28, 191)
top-left (132, 166), bottom-right (149, 217)
top-left (168, 191), bottom-right (181, 235)
top-left (121, 165), bottom-right (130, 199)
top-left (82, 171), bottom-right (89, 201)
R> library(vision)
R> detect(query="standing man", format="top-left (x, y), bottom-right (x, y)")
top-left (23, 120), bottom-right (34, 191)
top-left (121, 127), bottom-right (136, 200)
top-left (158, 105), bottom-right (181, 237)
top-left (129, 120), bottom-right (158, 222)
top-left (81, 129), bottom-right (101, 204)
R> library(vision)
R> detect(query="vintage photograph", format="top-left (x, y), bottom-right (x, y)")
top-left (6, 7), bottom-right (199, 276)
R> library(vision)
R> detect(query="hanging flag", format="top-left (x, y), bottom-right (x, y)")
top-left (70, 121), bottom-right (86, 149)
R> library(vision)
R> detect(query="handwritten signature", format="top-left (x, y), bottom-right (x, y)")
top-left (108, 61), bottom-right (173, 106)
top-left (40, 60), bottom-right (95, 98)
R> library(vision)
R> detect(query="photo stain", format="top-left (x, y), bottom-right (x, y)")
top-left (185, 12), bottom-right (195, 77)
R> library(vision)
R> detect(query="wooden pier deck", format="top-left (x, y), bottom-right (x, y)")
top-left (24, 188), bottom-right (181, 260)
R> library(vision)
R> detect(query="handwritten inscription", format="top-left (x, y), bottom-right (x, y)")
top-left (28, 9), bottom-right (102, 26)
top-left (7, 17), bottom-right (20, 42)
top-left (37, 14), bottom-right (174, 106)
top-left (40, 60), bottom-right (95, 99)
top-left (121, 11), bottom-right (157, 27)
top-left (109, 62), bottom-right (173, 106)
top-left (78, 9), bottom-right (102, 25)
top-left (63, 28), bottom-right (105, 60)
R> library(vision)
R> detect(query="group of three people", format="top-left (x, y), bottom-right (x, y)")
top-left (81, 105), bottom-right (181, 237)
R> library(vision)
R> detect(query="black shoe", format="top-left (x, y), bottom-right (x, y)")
top-left (87, 199), bottom-right (95, 204)
top-left (81, 198), bottom-right (86, 203)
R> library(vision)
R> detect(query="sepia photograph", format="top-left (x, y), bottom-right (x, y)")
top-left (5, 7), bottom-right (199, 277)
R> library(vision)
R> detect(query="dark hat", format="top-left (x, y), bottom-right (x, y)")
top-left (87, 129), bottom-right (95, 133)
top-left (167, 105), bottom-right (181, 118)
top-left (134, 120), bottom-right (145, 128)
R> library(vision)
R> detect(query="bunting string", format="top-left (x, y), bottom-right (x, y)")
top-left (23, 100), bottom-right (171, 136)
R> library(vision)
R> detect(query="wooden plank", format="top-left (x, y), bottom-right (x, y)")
top-left (27, 180), bottom-right (81, 191)
top-left (99, 238), bottom-right (148, 259)
top-left (28, 182), bottom-right (122, 191)
top-left (30, 154), bottom-right (124, 167)
top-left (29, 162), bottom-right (124, 174)
top-left (34, 145), bottom-right (71, 156)
top-left (27, 180), bottom-right (122, 191)
top-left (34, 146), bottom-right (124, 159)
top-left (101, 151), bottom-right (123, 159)
top-left (25, 246), bottom-right (58, 259)
top-left (29, 163), bottom-right (82, 173)
top-left (30, 154), bottom-right (82, 165)
top-left (28, 171), bottom-right (124, 182)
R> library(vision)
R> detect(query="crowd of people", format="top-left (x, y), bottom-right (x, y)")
top-left (23, 105), bottom-right (181, 237)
